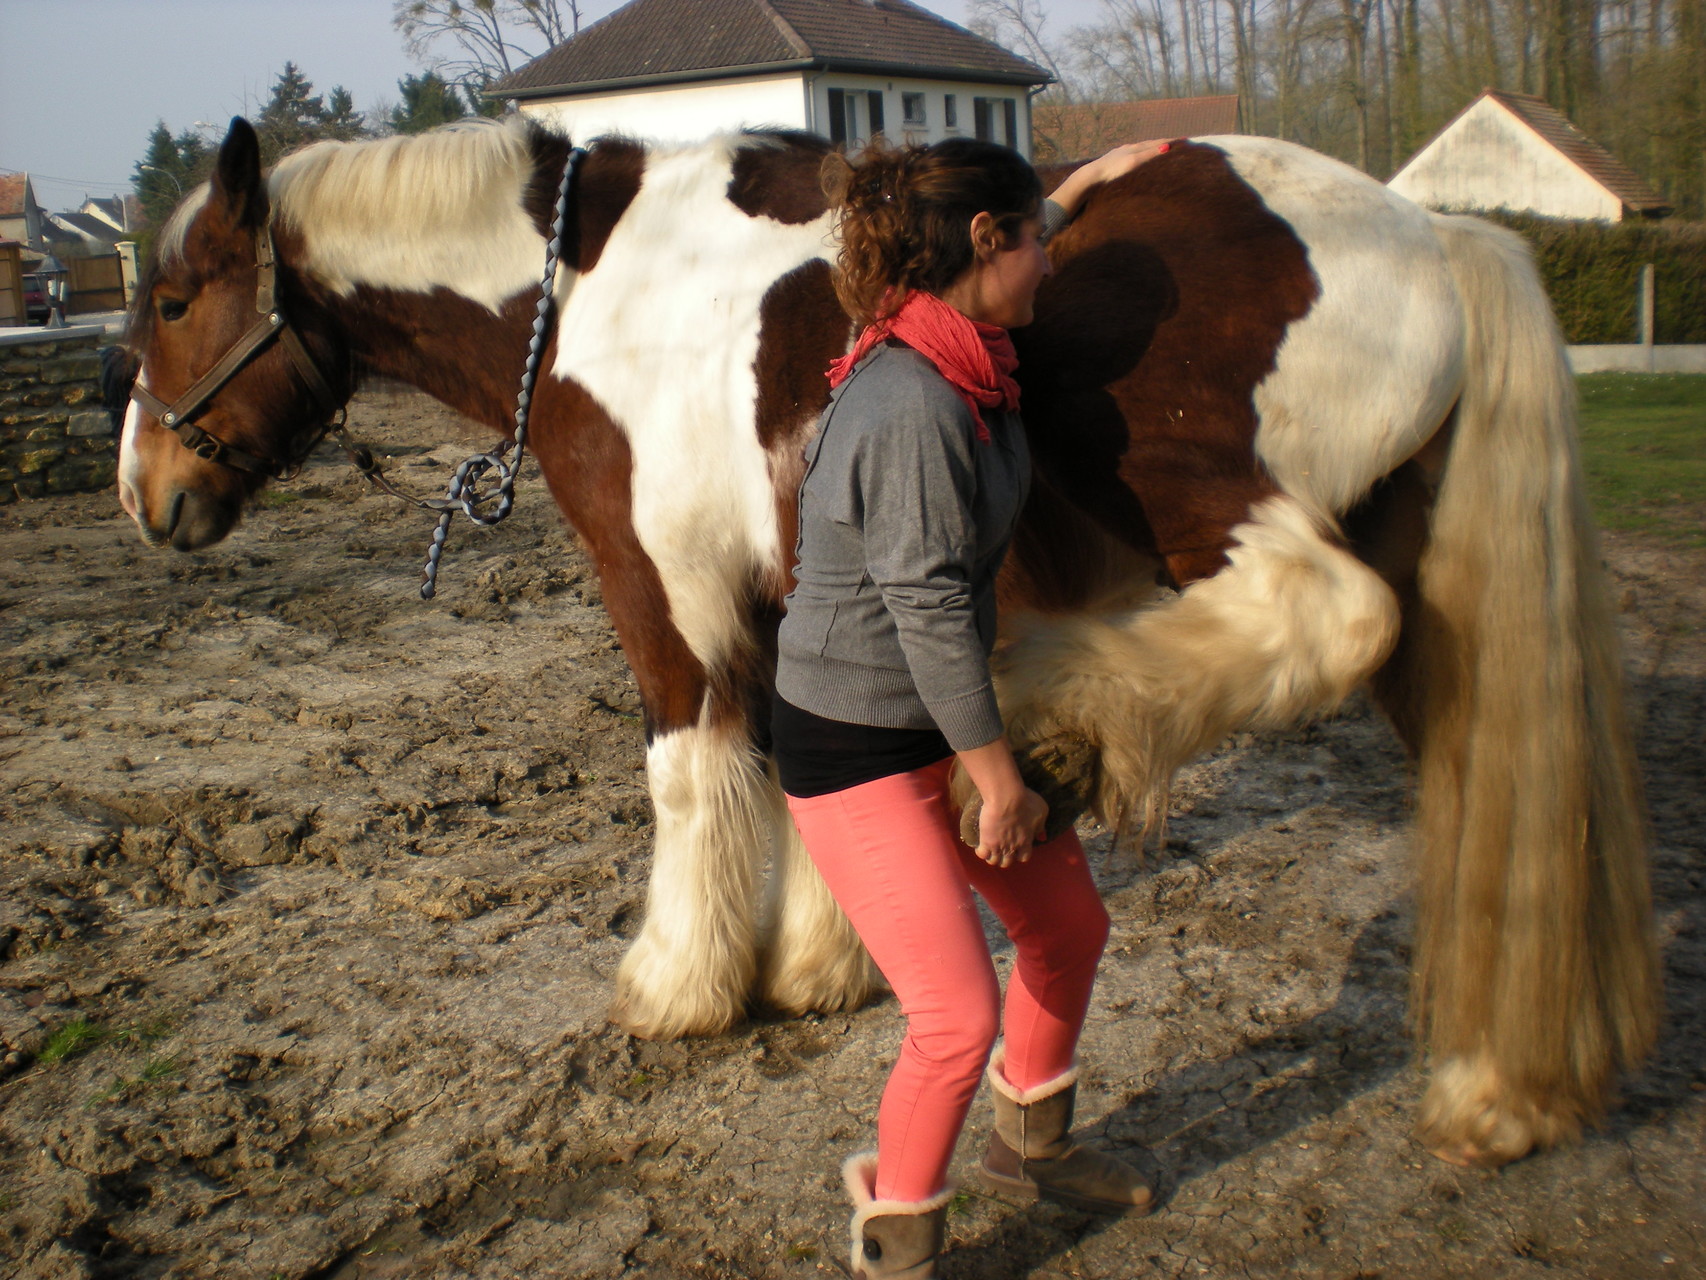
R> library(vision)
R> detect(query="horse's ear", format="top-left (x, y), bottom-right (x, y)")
top-left (212, 117), bottom-right (268, 231)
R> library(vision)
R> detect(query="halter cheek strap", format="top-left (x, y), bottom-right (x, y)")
top-left (130, 228), bottom-right (341, 478)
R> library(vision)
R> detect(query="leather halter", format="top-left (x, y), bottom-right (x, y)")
top-left (130, 227), bottom-right (342, 478)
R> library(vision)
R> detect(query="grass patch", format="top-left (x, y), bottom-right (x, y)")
top-left (88, 1055), bottom-right (180, 1108)
top-left (255, 489), bottom-right (304, 509)
top-left (37, 1018), bottom-right (112, 1065)
top-left (35, 1014), bottom-right (175, 1070)
top-left (1575, 374), bottom-right (1706, 547)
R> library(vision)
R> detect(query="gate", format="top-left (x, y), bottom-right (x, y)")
top-left (0, 243), bottom-right (22, 326)
top-left (67, 253), bottom-right (125, 314)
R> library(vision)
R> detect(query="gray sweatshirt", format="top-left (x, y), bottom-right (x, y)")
top-left (774, 341), bottom-right (1030, 751)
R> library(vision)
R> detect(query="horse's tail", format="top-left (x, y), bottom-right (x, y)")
top-left (1391, 212), bottom-right (1657, 1164)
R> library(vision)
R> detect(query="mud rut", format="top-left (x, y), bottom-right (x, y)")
top-left (1, 387), bottom-right (1701, 1280)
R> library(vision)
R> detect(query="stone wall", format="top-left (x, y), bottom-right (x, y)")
top-left (0, 327), bottom-right (118, 503)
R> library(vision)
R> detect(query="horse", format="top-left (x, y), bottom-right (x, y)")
top-left (115, 115), bottom-right (1655, 1170)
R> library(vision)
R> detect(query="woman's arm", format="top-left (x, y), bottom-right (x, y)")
top-left (1047, 140), bottom-right (1173, 220)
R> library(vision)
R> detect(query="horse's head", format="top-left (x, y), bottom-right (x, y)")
top-left (120, 118), bottom-right (354, 550)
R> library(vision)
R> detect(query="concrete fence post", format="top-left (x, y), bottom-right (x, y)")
top-left (1638, 262), bottom-right (1656, 372)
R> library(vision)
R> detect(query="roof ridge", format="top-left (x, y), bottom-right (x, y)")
top-left (752, 0), bottom-right (811, 58)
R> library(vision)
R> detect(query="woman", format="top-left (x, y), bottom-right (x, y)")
top-left (774, 136), bottom-right (1167, 1279)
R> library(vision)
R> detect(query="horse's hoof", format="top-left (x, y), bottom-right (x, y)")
top-left (757, 950), bottom-right (885, 1017)
top-left (957, 735), bottom-right (1098, 847)
top-left (1424, 1139), bottom-right (1509, 1169)
top-left (611, 937), bottom-right (751, 1040)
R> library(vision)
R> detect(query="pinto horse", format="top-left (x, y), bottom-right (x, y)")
top-left (117, 116), bottom-right (1655, 1169)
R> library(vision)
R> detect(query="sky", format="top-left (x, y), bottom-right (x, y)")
top-left (0, 0), bottom-right (1104, 216)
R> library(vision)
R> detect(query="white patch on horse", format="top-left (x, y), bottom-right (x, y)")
top-left (270, 121), bottom-right (545, 314)
top-left (1212, 136), bottom-right (1465, 517)
top-left (553, 138), bottom-right (835, 671)
top-left (155, 188), bottom-right (212, 268)
top-left (117, 394), bottom-right (145, 519)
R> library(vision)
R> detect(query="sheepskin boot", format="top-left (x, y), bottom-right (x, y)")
top-left (843, 1153), bottom-right (951, 1279)
top-left (979, 1051), bottom-right (1155, 1214)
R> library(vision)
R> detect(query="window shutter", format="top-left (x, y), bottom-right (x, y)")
top-left (1002, 99), bottom-right (1018, 148)
top-left (828, 88), bottom-right (847, 144)
top-left (974, 98), bottom-right (992, 141)
top-left (868, 91), bottom-right (885, 137)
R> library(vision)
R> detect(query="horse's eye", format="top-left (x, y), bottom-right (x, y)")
top-left (158, 297), bottom-right (189, 322)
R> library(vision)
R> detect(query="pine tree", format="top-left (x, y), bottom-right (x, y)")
top-left (256, 61), bottom-right (328, 163)
top-left (133, 122), bottom-right (183, 229)
top-left (322, 86), bottom-right (368, 141)
top-left (391, 71), bottom-right (469, 133)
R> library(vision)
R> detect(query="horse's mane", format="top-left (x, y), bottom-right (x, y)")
top-left (267, 117), bottom-right (544, 243)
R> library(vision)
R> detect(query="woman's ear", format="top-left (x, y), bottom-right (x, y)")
top-left (968, 211), bottom-right (1000, 261)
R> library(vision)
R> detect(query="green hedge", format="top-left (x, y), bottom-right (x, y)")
top-left (1478, 211), bottom-right (1706, 344)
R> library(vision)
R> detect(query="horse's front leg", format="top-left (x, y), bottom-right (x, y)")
top-left (612, 705), bottom-right (771, 1038)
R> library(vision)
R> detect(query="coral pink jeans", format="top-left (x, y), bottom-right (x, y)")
top-left (786, 757), bottom-right (1110, 1202)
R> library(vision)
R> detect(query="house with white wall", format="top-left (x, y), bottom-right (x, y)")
top-left (489, 0), bottom-right (1051, 158)
top-left (1389, 89), bottom-right (1670, 221)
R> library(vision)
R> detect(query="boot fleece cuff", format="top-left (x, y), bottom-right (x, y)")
top-left (843, 1150), bottom-right (956, 1247)
top-left (987, 1046), bottom-right (1079, 1106)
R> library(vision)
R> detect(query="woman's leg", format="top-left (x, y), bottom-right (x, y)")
top-left (958, 828), bottom-right (1110, 1090)
top-left (786, 762), bottom-right (1000, 1203)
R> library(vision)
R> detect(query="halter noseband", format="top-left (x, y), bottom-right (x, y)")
top-left (130, 227), bottom-right (342, 479)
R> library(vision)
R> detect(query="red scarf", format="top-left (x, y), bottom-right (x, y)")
top-left (827, 290), bottom-right (1020, 443)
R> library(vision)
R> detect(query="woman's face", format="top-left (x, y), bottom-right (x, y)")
top-left (948, 214), bottom-right (1052, 329)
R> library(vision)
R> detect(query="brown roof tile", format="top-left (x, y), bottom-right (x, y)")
top-left (1484, 90), bottom-right (1670, 214)
top-left (494, 0), bottom-right (1048, 97)
top-left (1033, 95), bottom-right (1240, 163)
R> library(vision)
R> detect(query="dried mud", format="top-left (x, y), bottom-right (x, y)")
top-left (1, 388), bottom-right (1701, 1280)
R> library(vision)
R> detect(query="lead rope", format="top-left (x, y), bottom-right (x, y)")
top-left (419, 146), bottom-right (587, 601)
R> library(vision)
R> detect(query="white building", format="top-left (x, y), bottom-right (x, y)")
top-left (1389, 89), bottom-right (1670, 222)
top-left (490, 0), bottom-right (1051, 158)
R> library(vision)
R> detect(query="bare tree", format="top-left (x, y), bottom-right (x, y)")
top-left (394, 0), bottom-right (584, 89)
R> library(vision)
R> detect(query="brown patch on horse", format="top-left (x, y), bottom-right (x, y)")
top-left (1016, 141), bottom-right (1318, 588)
top-left (753, 258), bottom-right (850, 603)
top-left (337, 284), bottom-right (539, 429)
top-left (527, 373), bottom-right (711, 739)
top-left (1000, 467), bottom-right (1164, 616)
top-left (726, 132), bottom-right (833, 225)
top-left (525, 130), bottom-right (646, 273)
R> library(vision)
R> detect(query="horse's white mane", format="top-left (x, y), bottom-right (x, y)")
top-left (268, 117), bottom-right (541, 243)
top-left (153, 119), bottom-right (542, 268)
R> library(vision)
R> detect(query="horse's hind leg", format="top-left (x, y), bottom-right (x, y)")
top-left (757, 765), bottom-right (884, 1016)
top-left (993, 494), bottom-right (1401, 835)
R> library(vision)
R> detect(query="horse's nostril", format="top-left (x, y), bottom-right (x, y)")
top-left (165, 490), bottom-right (185, 539)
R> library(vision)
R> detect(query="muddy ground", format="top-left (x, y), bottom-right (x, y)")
top-left (1, 386), bottom-right (1701, 1280)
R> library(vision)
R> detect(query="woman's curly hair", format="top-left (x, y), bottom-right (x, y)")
top-left (822, 138), bottom-right (1043, 329)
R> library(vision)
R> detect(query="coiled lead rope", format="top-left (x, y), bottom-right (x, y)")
top-left (419, 145), bottom-right (587, 600)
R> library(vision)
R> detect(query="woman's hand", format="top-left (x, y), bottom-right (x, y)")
top-left (974, 786), bottom-right (1050, 867)
top-left (1049, 139), bottom-right (1174, 218)
top-left (957, 737), bottom-right (1050, 867)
